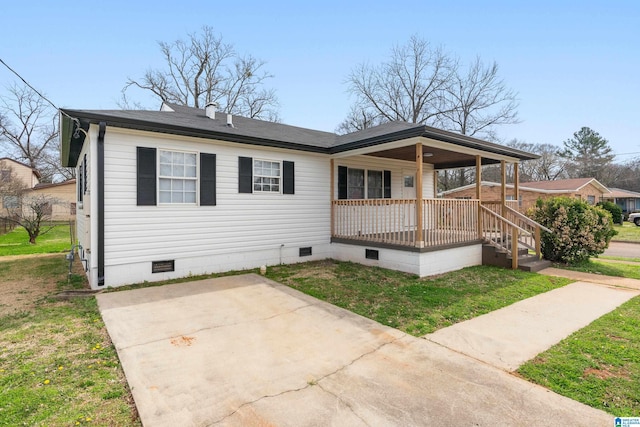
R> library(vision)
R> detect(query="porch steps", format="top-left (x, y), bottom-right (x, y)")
top-left (481, 244), bottom-right (551, 273)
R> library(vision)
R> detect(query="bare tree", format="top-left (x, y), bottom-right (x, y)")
top-left (123, 26), bottom-right (280, 120)
top-left (0, 167), bottom-right (58, 243)
top-left (1, 194), bottom-right (59, 244)
top-left (437, 57), bottom-right (519, 139)
top-left (0, 83), bottom-right (59, 182)
top-left (505, 140), bottom-right (568, 182)
top-left (339, 35), bottom-right (456, 134)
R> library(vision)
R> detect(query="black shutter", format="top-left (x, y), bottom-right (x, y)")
top-left (238, 157), bottom-right (253, 193)
top-left (78, 162), bottom-right (83, 202)
top-left (384, 170), bottom-right (391, 198)
top-left (137, 147), bottom-right (156, 206)
top-left (338, 166), bottom-right (348, 199)
top-left (283, 161), bottom-right (294, 194)
top-left (83, 154), bottom-right (88, 194)
top-left (200, 153), bottom-right (216, 206)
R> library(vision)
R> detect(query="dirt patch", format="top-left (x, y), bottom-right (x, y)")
top-left (289, 260), bottom-right (338, 281)
top-left (0, 253), bottom-right (85, 317)
top-left (170, 336), bottom-right (196, 347)
top-left (583, 365), bottom-right (631, 380)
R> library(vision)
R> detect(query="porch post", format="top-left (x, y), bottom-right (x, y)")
top-left (433, 170), bottom-right (438, 197)
top-left (476, 155), bottom-right (482, 239)
top-left (416, 143), bottom-right (424, 247)
top-left (501, 160), bottom-right (507, 216)
top-left (514, 162), bottom-right (520, 210)
top-left (330, 158), bottom-right (335, 236)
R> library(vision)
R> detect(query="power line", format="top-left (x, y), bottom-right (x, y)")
top-left (0, 57), bottom-right (84, 137)
top-left (0, 57), bottom-right (59, 111)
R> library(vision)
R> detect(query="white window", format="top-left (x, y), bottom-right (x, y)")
top-left (587, 195), bottom-right (595, 205)
top-left (253, 159), bottom-right (281, 193)
top-left (158, 150), bottom-right (197, 204)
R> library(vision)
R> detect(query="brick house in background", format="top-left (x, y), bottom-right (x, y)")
top-left (440, 177), bottom-right (610, 212)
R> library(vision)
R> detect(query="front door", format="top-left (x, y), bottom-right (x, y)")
top-left (401, 169), bottom-right (416, 199)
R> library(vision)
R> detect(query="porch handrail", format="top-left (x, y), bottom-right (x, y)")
top-left (501, 205), bottom-right (552, 234)
top-left (481, 202), bottom-right (549, 259)
top-left (480, 205), bottom-right (533, 269)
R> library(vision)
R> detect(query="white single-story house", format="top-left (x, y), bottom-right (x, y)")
top-left (60, 103), bottom-right (543, 289)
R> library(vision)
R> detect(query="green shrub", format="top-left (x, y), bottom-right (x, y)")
top-left (529, 197), bottom-right (617, 264)
top-left (596, 200), bottom-right (623, 224)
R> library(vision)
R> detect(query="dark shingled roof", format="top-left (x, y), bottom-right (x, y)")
top-left (59, 103), bottom-right (538, 167)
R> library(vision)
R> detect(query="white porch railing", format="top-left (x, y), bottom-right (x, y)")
top-left (332, 198), bottom-right (480, 248)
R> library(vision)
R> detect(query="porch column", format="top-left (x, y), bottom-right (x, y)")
top-left (501, 160), bottom-right (507, 216)
top-left (476, 155), bottom-right (482, 239)
top-left (415, 143), bottom-right (424, 248)
top-left (330, 158), bottom-right (335, 236)
top-left (514, 162), bottom-right (520, 210)
top-left (433, 170), bottom-right (438, 197)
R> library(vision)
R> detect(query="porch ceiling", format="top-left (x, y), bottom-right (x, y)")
top-left (369, 145), bottom-right (501, 170)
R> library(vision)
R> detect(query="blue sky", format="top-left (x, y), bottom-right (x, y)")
top-left (1, 1), bottom-right (639, 160)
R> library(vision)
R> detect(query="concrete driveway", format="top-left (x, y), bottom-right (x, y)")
top-left (97, 274), bottom-right (612, 426)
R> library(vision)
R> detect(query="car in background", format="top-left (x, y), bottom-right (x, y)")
top-left (629, 212), bottom-right (640, 226)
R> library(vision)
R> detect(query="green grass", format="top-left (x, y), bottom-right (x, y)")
top-left (0, 225), bottom-right (72, 256)
top-left (600, 255), bottom-right (640, 263)
top-left (518, 296), bottom-right (640, 416)
top-left (0, 256), bottom-right (139, 426)
top-left (265, 260), bottom-right (572, 336)
top-left (557, 259), bottom-right (640, 280)
top-left (613, 221), bottom-right (640, 242)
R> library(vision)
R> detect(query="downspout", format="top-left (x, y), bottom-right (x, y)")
top-left (97, 122), bottom-right (106, 286)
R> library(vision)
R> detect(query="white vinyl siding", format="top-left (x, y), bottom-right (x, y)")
top-left (101, 128), bottom-right (329, 286)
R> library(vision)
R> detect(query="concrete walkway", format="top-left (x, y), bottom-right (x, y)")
top-left (540, 267), bottom-right (640, 291)
top-left (425, 280), bottom-right (639, 371)
top-left (98, 274), bottom-right (614, 427)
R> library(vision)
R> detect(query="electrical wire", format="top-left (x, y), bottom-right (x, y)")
top-left (0, 57), bottom-right (83, 135)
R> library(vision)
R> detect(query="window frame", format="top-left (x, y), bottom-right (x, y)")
top-left (252, 158), bottom-right (282, 194)
top-left (157, 149), bottom-right (199, 205)
top-left (340, 166), bottom-right (390, 200)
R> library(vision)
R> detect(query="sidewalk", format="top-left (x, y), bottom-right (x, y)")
top-left (425, 269), bottom-right (640, 371)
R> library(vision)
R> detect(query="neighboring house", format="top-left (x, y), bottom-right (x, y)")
top-left (1, 157), bottom-right (76, 221)
top-left (30, 180), bottom-right (77, 221)
top-left (602, 188), bottom-right (640, 216)
top-left (1, 157), bottom-right (41, 211)
top-left (59, 103), bottom-right (539, 289)
top-left (440, 178), bottom-right (610, 212)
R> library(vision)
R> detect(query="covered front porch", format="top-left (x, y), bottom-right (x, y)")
top-left (328, 130), bottom-right (548, 273)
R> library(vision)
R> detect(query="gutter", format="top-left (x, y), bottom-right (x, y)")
top-left (97, 122), bottom-right (105, 286)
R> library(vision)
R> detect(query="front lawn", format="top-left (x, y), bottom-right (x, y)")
top-left (265, 260), bottom-right (571, 336)
top-left (0, 256), bottom-right (139, 426)
top-left (518, 296), bottom-right (640, 416)
top-left (0, 224), bottom-right (71, 256)
top-left (613, 222), bottom-right (640, 242)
